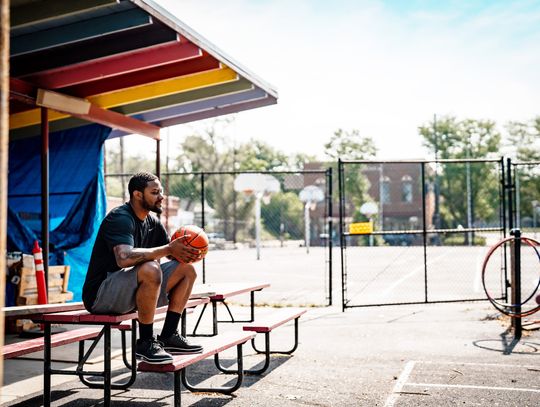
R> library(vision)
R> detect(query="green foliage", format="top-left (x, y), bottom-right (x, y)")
top-left (261, 192), bottom-right (304, 239)
top-left (419, 116), bottom-right (502, 229)
top-left (324, 129), bottom-right (378, 219)
top-left (505, 117), bottom-right (540, 224)
top-left (442, 234), bottom-right (486, 246)
top-left (324, 128), bottom-right (377, 161)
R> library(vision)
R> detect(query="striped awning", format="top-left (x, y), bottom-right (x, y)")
top-left (8, 0), bottom-right (278, 140)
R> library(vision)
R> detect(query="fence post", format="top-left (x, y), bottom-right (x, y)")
top-left (510, 228), bottom-right (522, 339)
top-left (338, 159), bottom-right (346, 312)
top-left (326, 167), bottom-right (333, 306)
top-left (201, 172), bottom-right (206, 284)
top-left (421, 162), bottom-right (428, 303)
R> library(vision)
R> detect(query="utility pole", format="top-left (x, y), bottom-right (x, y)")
top-left (433, 114), bottom-right (441, 236)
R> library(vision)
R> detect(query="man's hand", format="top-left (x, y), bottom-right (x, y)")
top-left (169, 236), bottom-right (202, 263)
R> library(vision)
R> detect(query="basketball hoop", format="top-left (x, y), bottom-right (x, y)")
top-left (242, 189), bottom-right (254, 199)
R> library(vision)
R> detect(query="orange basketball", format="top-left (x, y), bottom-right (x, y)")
top-left (171, 225), bottom-right (209, 263)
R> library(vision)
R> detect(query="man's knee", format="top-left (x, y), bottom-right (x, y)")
top-left (177, 263), bottom-right (197, 281)
top-left (138, 261), bottom-right (162, 286)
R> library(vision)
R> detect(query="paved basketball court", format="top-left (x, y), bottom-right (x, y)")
top-left (2, 245), bottom-right (540, 406)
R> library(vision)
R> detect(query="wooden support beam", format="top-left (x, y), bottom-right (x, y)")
top-left (0, 0), bottom-right (10, 386)
top-left (35, 89), bottom-right (161, 140)
top-left (9, 79), bottom-right (253, 140)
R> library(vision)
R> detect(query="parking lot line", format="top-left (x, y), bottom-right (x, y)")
top-left (406, 382), bottom-right (540, 393)
top-left (384, 360), bottom-right (416, 407)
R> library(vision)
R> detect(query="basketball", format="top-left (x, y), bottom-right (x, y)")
top-left (171, 225), bottom-right (209, 263)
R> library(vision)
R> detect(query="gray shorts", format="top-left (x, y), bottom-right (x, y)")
top-left (90, 260), bottom-right (179, 315)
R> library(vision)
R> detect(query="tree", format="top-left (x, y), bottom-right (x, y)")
top-left (505, 117), bottom-right (540, 226)
top-left (324, 128), bottom-right (377, 161)
top-left (324, 129), bottom-right (378, 223)
top-left (419, 117), bottom-right (502, 234)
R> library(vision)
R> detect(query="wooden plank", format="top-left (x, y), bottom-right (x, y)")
top-left (63, 52), bottom-right (219, 97)
top-left (17, 292), bottom-right (73, 306)
top-left (1, 327), bottom-right (102, 359)
top-left (158, 96), bottom-right (276, 128)
top-left (243, 309), bottom-right (307, 333)
top-left (192, 282), bottom-right (271, 301)
top-left (138, 331), bottom-right (256, 372)
top-left (20, 39), bottom-right (201, 89)
top-left (10, 22), bottom-right (178, 77)
top-left (2, 302), bottom-right (84, 318)
top-left (11, 8), bottom-right (152, 57)
top-left (9, 67), bottom-right (237, 129)
top-left (9, 79), bottom-right (253, 140)
top-left (130, 87), bottom-right (266, 124)
top-left (10, 0), bottom-right (117, 29)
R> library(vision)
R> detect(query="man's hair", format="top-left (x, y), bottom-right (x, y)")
top-left (128, 172), bottom-right (158, 198)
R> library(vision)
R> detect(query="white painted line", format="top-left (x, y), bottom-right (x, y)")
top-left (384, 360), bottom-right (416, 407)
top-left (382, 251), bottom-right (449, 297)
top-left (406, 382), bottom-right (540, 393)
top-left (416, 360), bottom-right (540, 369)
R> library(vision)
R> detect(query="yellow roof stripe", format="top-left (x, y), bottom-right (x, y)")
top-left (10, 66), bottom-right (238, 129)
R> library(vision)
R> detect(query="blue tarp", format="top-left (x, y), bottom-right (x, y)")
top-left (7, 124), bottom-right (111, 304)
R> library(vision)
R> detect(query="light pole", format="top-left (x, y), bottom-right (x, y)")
top-left (533, 200), bottom-right (539, 239)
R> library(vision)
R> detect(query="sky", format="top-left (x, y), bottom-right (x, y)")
top-left (122, 0), bottom-right (540, 161)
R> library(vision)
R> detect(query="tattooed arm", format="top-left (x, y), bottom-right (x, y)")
top-left (113, 237), bottom-right (201, 268)
top-left (113, 244), bottom-right (171, 268)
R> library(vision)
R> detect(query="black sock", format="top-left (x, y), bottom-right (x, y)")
top-left (160, 311), bottom-right (181, 338)
top-left (139, 322), bottom-right (154, 341)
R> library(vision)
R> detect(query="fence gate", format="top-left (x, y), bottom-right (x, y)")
top-left (509, 159), bottom-right (540, 232)
top-left (338, 158), bottom-right (507, 310)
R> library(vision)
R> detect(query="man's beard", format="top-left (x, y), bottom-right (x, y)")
top-left (142, 197), bottom-right (162, 214)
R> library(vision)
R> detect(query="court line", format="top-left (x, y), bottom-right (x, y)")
top-left (417, 360), bottom-right (540, 369)
top-left (382, 251), bottom-right (449, 297)
top-left (406, 382), bottom-right (540, 393)
top-left (384, 360), bottom-right (416, 407)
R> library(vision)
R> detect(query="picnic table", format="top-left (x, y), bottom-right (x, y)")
top-left (190, 282), bottom-right (271, 336)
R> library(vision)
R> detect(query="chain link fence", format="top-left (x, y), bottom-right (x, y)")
top-left (339, 159), bottom-right (506, 309)
top-left (105, 170), bottom-right (333, 306)
top-left (511, 160), bottom-right (540, 237)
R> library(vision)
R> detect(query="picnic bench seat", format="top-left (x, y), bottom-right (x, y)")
top-left (1, 327), bottom-right (102, 359)
top-left (240, 308), bottom-right (307, 374)
top-left (190, 282), bottom-right (271, 336)
top-left (31, 297), bottom-right (210, 407)
top-left (138, 330), bottom-right (256, 407)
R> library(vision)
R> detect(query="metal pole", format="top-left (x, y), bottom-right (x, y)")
top-left (201, 173), bottom-right (206, 283)
top-left (510, 229), bottom-right (522, 339)
top-left (506, 158), bottom-right (514, 231)
top-left (0, 0), bottom-right (10, 387)
top-left (433, 114), bottom-right (441, 236)
top-left (41, 107), bottom-right (49, 289)
top-left (421, 163), bottom-right (428, 303)
top-left (255, 193), bottom-right (261, 260)
top-left (338, 159), bottom-right (346, 312)
top-left (304, 202), bottom-right (310, 254)
top-left (466, 160), bottom-right (472, 245)
top-left (327, 167), bottom-right (333, 306)
top-left (515, 169), bottom-right (520, 228)
top-left (155, 138), bottom-right (161, 179)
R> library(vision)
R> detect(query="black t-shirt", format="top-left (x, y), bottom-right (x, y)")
top-left (82, 203), bottom-right (169, 310)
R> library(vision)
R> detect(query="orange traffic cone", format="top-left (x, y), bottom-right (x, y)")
top-left (32, 240), bottom-right (48, 305)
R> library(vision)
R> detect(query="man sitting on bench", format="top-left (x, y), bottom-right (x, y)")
top-left (82, 172), bottom-right (203, 364)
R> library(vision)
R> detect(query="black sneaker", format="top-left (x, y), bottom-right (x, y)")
top-left (135, 337), bottom-right (173, 364)
top-left (157, 331), bottom-right (203, 354)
